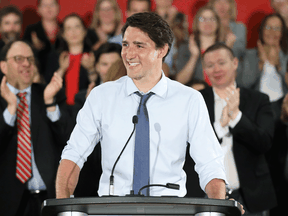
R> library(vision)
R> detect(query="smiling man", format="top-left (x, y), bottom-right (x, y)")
top-left (201, 43), bottom-right (277, 215)
top-left (0, 40), bottom-right (73, 216)
top-left (56, 12), bottom-right (229, 202)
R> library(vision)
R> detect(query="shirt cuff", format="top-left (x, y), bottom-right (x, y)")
top-left (229, 111), bottom-right (242, 128)
top-left (46, 105), bottom-right (61, 122)
top-left (213, 121), bottom-right (230, 139)
top-left (3, 108), bottom-right (16, 126)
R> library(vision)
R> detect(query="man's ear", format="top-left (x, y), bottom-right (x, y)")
top-left (158, 44), bottom-right (169, 59)
top-left (233, 57), bottom-right (239, 70)
top-left (0, 61), bottom-right (8, 75)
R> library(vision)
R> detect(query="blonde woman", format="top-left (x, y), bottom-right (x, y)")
top-left (87, 0), bottom-right (123, 50)
top-left (208, 0), bottom-right (247, 57)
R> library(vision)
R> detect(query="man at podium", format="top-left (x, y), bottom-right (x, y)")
top-left (56, 12), bottom-right (228, 201)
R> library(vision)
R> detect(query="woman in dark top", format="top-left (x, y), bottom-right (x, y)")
top-left (23, 0), bottom-right (60, 75)
top-left (45, 13), bottom-right (95, 106)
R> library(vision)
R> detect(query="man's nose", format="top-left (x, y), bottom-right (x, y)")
top-left (22, 58), bottom-right (32, 67)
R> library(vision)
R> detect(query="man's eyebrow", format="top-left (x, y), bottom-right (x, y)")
top-left (122, 40), bottom-right (147, 46)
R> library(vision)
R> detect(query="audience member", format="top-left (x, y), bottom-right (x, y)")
top-left (208, 0), bottom-right (247, 57)
top-left (237, 14), bottom-right (288, 102)
top-left (45, 13), bottom-right (94, 106)
top-left (23, 0), bottom-right (60, 75)
top-left (0, 6), bottom-right (22, 81)
top-left (201, 43), bottom-right (277, 215)
top-left (88, 0), bottom-right (123, 50)
top-left (0, 40), bottom-right (72, 216)
top-left (175, 6), bottom-right (221, 85)
top-left (0, 6), bottom-right (22, 49)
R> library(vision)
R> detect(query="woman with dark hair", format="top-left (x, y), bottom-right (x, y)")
top-left (175, 6), bottom-right (221, 85)
top-left (45, 13), bottom-right (95, 106)
top-left (237, 13), bottom-right (288, 102)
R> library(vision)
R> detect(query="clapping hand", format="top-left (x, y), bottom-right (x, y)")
top-left (81, 52), bottom-right (95, 72)
top-left (225, 30), bottom-right (237, 49)
top-left (188, 34), bottom-right (200, 58)
top-left (224, 86), bottom-right (240, 120)
top-left (44, 72), bottom-right (63, 110)
top-left (58, 51), bottom-right (70, 77)
top-left (31, 32), bottom-right (45, 50)
top-left (0, 76), bottom-right (17, 115)
top-left (281, 93), bottom-right (288, 123)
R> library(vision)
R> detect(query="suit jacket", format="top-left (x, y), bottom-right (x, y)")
top-left (200, 87), bottom-right (277, 213)
top-left (0, 83), bottom-right (73, 216)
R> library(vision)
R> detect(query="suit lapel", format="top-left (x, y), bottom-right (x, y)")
top-left (30, 85), bottom-right (43, 152)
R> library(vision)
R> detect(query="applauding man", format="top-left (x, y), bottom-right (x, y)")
top-left (201, 43), bottom-right (277, 216)
top-left (0, 40), bottom-right (73, 216)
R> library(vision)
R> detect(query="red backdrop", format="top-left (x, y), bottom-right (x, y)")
top-left (1, 0), bottom-right (274, 48)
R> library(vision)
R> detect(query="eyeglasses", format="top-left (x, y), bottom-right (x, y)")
top-left (5, 55), bottom-right (35, 65)
top-left (199, 17), bottom-right (217, 23)
top-left (265, 25), bottom-right (282, 32)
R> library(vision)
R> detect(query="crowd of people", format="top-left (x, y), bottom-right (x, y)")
top-left (0, 0), bottom-right (288, 216)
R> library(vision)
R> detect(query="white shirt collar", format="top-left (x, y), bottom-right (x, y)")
top-left (126, 71), bottom-right (168, 98)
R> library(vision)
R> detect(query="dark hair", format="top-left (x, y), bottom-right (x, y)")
top-left (202, 42), bottom-right (235, 60)
top-left (0, 40), bottom-right (35, 61)
top-left (186, 78), bottom-right (209, 89)
top-left (121, 12), bottom-right (174, 61)
top-left (94, 42), bottom-right (122, 64)
top-left (259, 13), bottom-right (288, 54)
top-left (0, 5), bottom-right (22, 24)
top-left (57, 13), bottom-right (92, 53)
top-left (127, 0), bottom-right (151, 12)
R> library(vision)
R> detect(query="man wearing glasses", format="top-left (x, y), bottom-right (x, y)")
top-left (0, 40), bottom-right (73, 216)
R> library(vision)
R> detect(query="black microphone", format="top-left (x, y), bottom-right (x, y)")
top-left (137, 183), bottom-right (180, 196)
top-left (109, 115), bottom-right (138, 196)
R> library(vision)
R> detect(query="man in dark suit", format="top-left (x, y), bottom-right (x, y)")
top-left (200, 43), bottom-right (277, 215)
top-left (0, 40), bottom-right (73, 216)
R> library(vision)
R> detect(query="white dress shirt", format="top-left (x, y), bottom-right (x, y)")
top-left (3, 82), bottom-right (61, 190)
top-left (260, 61), bottom-right (284, 102)
top-left (61, 73), bottom-right (227, 197)
top-left (213, 89), bottom-right (241, 190)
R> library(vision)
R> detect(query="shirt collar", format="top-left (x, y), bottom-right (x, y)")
top-left (126, 71), bottom-right (168, 98)
top-left (6, 82), bottom-right (31, 97)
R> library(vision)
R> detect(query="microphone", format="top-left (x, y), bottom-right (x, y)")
top-left (137, 183), bottom-right (180, 196)
top-left (109, 115), bottom-right (138, 196)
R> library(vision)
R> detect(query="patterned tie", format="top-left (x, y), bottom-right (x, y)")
top-left (133, 91), bottom-right (154, 196)
top-left (16, 92), bottom-right (32, 183)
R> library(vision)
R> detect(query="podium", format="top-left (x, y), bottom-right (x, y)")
top-left (42, 197), bottom-right (242, 216)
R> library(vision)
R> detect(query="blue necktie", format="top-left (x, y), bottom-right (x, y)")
top-left (133, 91), bottom-right (154, 196)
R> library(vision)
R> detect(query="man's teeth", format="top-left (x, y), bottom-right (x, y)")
top-left (128, 62), bottom-right (139, 66)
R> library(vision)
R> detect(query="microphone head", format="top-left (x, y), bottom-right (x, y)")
top-left (132, 115), bottom-right (138, 124)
